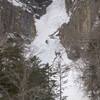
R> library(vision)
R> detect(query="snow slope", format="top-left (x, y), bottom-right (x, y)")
top-left (65, 61), bottom-right (89, 100)
top-left (29, 0), bottom-right (89, 100)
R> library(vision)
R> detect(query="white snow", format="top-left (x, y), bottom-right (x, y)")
top-left (64, 60), bottom-right (89, 100)
top-left (29, 0), bottom-right (89, 100)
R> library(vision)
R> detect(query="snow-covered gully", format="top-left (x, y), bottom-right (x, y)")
top-left (30, 0), bottom-right (89, 100)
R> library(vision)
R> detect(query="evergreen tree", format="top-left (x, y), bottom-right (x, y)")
top-left (0, 34), bottom-right (56, 100)
top-left (0, 34), bottom-right (24, 100)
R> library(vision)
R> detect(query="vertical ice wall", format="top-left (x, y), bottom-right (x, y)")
top-left (29, 0), bottom-right (89, 100)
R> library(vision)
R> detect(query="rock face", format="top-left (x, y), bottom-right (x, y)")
top-left (0, 0), bottom-right (52, 46)
top-left (60, 0), bottom-right (100, 60)
top-left (0, 0), bottom-right (34, 38)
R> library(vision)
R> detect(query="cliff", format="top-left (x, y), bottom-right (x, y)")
top-left (0, 0), bottom-right (52, 46)
top-left (60, 0), bottom-right (100, 60)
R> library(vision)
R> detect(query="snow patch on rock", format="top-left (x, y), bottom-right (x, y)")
top-left (7, 0), bottom-right (32, 13)
top-left (7, 0), bottom-right (24, 7)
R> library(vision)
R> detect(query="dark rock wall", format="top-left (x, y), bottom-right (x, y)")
top-left (60, 0), bottom-right (100, 60)
top-left (0, 0), bottom-right (36, 41)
